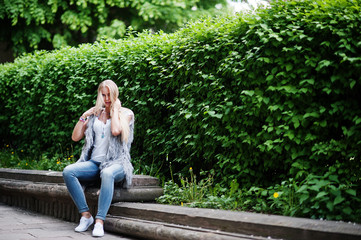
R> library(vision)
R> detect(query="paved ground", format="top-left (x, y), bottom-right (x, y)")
top-left (0, 202), bottom-right (136, 240)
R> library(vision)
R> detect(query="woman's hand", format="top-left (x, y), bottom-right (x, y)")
top-left (111, 99), bottom-right (122, 136)
top-left (112, 99), bottom-right (121, 113)
top-left (72, 107), bottom-right (95, 142)
top-left (82, 107), bottom-right (95, 119)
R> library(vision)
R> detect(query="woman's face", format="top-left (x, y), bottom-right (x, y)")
top-left (101, 86), bottom-right (111, 108)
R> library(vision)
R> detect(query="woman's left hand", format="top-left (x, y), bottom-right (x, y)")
top-left (113, 99), bottom-right (121, 112)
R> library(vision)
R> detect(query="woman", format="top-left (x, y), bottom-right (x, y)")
top-left (63, 80), bottom-right (134, 237)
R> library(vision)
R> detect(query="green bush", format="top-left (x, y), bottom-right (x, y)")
top-left (1, 0), bottom-right (361, 213)
top-left (157, 168), bottom-right (361, 223)
top-left (0, 0), bottom-right (228, 56)
top-left (0, 144), bottom-right (75, 171)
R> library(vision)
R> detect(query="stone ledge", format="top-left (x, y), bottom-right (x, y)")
top-left (0, 178), bottom-right (163, 202)
top-left (0, 167), bottom-right (159, 187)
top-left (105, 216), bottom-right (269, 240)
top-left (109, 202), bottom-right (361, 240)
top-left (0, 168), bottom-right (163, 224)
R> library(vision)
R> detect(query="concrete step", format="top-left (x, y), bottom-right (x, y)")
top-left (0, 167), bottom-right (159, 187)
top-left (0, 178), bottom-right (163, 202)
top-left (0, 168), bottom-right (163, 203)
top-left (0, 168), bottom-right (163, 223)
top-left (105, 216), bottom-right (272, 240)
top-left (108, 202), bottom-right (361, 240)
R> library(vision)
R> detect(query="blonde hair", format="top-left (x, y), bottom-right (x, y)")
top-left (94, 79), bottom-right (130, 143)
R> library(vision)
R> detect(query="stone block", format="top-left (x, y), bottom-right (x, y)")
top-left (109, 202), bottom-right (361, 240)
top-left (0, 168), bottom-right (163, 222)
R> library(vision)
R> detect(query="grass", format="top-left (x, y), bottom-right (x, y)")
top-left (0, 144), bottom-right (75, 171)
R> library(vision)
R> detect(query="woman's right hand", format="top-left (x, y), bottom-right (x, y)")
top-left (82, 107), bottom-right (95, 119)
top-left (72, 107), bottom-right (95, 142)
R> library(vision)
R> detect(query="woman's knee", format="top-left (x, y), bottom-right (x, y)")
top-left (101, 165), bottom-right (125, 183)
top-left (62, 164), bottom-right (75, 178)
top-left (100, 168), bottom-right (114, 181)
top-left (63, 165), bottom-right (69, 176)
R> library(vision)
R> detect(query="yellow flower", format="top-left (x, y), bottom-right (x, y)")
top-left (26, 163), bottom-right (28, 166)
top-left (70, 155), bottom-right (74, 158)
top-left (189, 167), bottom-right (192, 171)
top-left (11, 152), bottom-right (14, 154)
top-left (273, 192), bottom-right (279, 198)
top-left (21, 150), bottom-right (24, 152)
top-left (6, 145), bottom-right (9, 148)
top-left (57, 161), bottom-right (60, 164)
top-left (181, 202), bottom-right (183, 207)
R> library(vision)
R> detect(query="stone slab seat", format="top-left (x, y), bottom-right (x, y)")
top-left (108, 202), bottom-right (361, 240)
top-left (0, 168), bottom-right (163, 202)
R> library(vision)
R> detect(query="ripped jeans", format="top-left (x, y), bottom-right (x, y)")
top-left (62, 160), bottom-right (125, 220)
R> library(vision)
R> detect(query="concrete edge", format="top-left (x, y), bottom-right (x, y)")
top-left (0, 178), bottom-right (163, 202)
top-left (109, 202), bottom-right (361, 240)
top-left (0, 168), bottom-right (160, 187)
top-left (105, 216), bottom-right (270, 240)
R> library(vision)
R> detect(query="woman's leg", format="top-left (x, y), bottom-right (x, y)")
top-left (95, 164), bottom-right (125, 221)
top-left (62, 161), bottom-right (100, 214)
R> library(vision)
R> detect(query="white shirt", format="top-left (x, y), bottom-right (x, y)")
top-left (91, 117), bottom-right (111, 163)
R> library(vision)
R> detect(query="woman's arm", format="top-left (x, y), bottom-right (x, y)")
top-left (111, 99), bottom-right (122, 136)
top-left (72, 107), bottom-right (95, 141)
top-left (111, 99), bottom-right (133, 136)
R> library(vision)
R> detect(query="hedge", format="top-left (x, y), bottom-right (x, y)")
top-left (1, 0), bottom-right (361, 196)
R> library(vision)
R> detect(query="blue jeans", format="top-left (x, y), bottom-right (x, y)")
top-left (62, 160), bottom-right (125, 220)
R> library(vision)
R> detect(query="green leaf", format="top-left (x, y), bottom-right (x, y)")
top-left (285, 63), bottom-right (293, 71)
top-left (316, 60), bottom-right (332, 70)
top-left (292, 116), bottom-right (300, 128)
top-left (326, 201), bottom-right (334, 211)
top-left (241, 90), bottom-right (254, 97)
top-left (328, 175), bottom-right (338, 182)
top-left (350, 80), bottom-right (356, 89)
top-left (300, 79), bottom-right (315, 85)
top-left (354, 117), bottom-right (361, 125)
top-left (266, 75), bottom-right (274, 81)
top-left (345, 189), bottom-right (356, 196)
top-left (299, 194), bottom-right (309, 204)
top-left (343, 207), bottom-right (353, 215)
top-left (303, 112), bottom-right (320, 119)
top-left (315, 191), bottom-right (328, 199)
top-left (333, 195), bottom-right (345, 205)
top-left (296, 185), bottom-right (308, 193)
top-left (320, 120), bottom-right (327, 127)
top-left (206, 111), bottom-right (223, 119)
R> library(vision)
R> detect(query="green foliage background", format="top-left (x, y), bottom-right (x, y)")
top-left (0, 0), bottom-right (227, 57)
top-left (1, 0), bottom-right (361, 221)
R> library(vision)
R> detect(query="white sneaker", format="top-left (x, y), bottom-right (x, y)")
top-left (75, 216), bottom-right (94, 232)
top-left (92, 222), bottom-right (104, 237)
